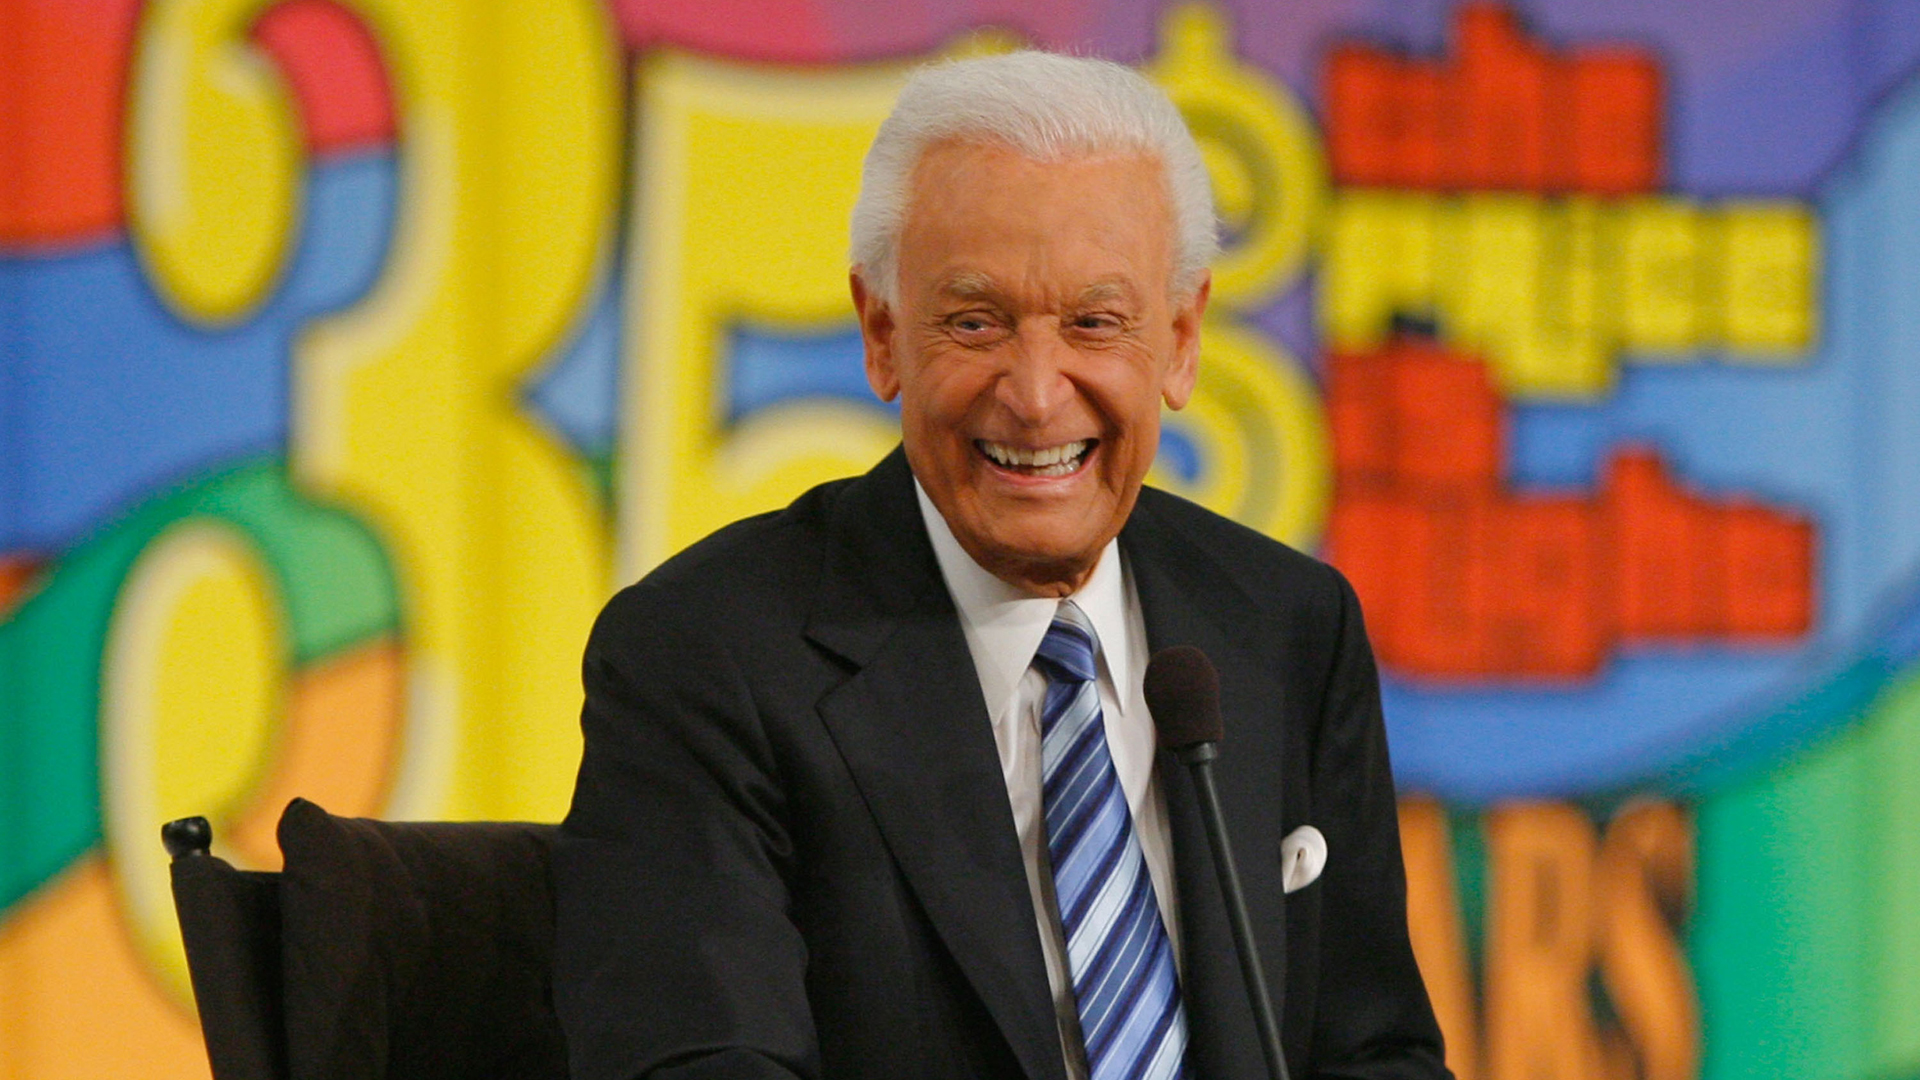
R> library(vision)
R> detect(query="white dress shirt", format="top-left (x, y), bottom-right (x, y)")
top-left (915, 483), bottom-right (1182, 1080)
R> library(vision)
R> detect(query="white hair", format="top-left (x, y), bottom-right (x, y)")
top-left (849, 51), bottom-right (1218, 306)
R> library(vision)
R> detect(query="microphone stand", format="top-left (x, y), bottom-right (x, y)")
top-left (1172, 740), bottom-right (1291, 1080)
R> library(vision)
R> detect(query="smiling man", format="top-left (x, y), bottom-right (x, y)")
top-left (556, 52), bottom-right (1448, 1080)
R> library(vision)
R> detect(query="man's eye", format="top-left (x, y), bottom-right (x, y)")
top-left (948, 313), bottom-right (1003, 335)
top-left (1073, 313), bottom-right (1123, 332)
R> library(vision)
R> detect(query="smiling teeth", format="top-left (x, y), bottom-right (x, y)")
top-left (980, 440), bottom-right (1089, 477)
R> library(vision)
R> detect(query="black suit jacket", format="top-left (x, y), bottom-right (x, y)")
top-left (555, 448), bottom-right (1447, 1080)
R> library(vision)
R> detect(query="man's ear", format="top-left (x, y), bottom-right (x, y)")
top-left (851, 269), bottom-right (900, 402)
top-left (1161, 271), bottom-right (1210, 411)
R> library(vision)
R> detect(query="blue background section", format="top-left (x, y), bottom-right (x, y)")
top-left (0, 152), bottom-right (395, 552)
top-left (524, 256), bottom-right (628, 457)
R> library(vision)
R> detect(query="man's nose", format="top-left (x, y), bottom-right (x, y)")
top-left (996, 326), bottom-right (1073, 422)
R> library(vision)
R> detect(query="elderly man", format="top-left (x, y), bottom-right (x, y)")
top-left (555, 51), bottom-right (1447, 1080)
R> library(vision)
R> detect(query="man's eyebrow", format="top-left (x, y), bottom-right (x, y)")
top-left (1076, 280), bottom-right (1137, 305)
top-left (931, 274), bottom-right (1141, 306)
top-left (936, 271), bottom-right (1001, 300)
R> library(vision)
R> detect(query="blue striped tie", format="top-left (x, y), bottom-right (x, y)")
top-left (1036, 601), bottom-right (1187, 1080)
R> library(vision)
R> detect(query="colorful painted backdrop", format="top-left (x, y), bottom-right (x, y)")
top-left (5, 1), bottom-right (1919, 1078)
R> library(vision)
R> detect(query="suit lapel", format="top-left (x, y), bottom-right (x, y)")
top-left (805, 450), bottom-right (1065, 1080)
top-left (1122, 496), bottom-right (1290, 1080)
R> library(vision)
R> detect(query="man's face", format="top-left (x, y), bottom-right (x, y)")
top-left (853, 140), bottom-right (1208, 597)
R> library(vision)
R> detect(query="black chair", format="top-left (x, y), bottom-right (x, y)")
top-left (163, 798), bottom-right (569, 1080)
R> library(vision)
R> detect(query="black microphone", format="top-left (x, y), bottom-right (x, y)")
top-left (1145, 647), bottom-right (1290, 1080)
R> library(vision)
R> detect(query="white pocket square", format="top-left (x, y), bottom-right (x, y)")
top-left (1280, 825), bottom-right (1327, 894)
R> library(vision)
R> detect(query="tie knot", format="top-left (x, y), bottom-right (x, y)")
top-left (1034, 600), bottom-right (1099, 685)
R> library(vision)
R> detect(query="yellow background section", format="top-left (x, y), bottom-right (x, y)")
top-left (288, 0), bottom-right (621, 823)
top-left (1319, 191), bottom-right (1820, 399)
top-left (619, 50), bottom-right (907, 578)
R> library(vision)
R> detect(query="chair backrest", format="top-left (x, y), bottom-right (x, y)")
top-left (165, 799), bottom-right (569, 1080)
top-left (166, 816), bottom-right (288, 1080)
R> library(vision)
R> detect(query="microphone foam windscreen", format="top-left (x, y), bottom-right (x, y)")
top-left (1144, 646), bottom-right (1223, 750)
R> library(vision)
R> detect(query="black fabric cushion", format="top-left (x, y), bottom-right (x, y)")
top-left (275, 797), bottom-right (568, 1080)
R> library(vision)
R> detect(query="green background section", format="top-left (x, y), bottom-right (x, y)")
top-left (0, 457), bottom-right (397, 913)
top-left (1694, 671), bottom-right (1920, 1080)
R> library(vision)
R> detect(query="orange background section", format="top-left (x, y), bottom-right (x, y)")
top-left (0, 0), bottom-right (141, 247)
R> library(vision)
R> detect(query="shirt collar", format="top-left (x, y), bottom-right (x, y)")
top-left (914, 480), bottom-right (1134, 717)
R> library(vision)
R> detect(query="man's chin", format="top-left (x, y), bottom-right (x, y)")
top-left (958, 520), bottom-right (1114, 596)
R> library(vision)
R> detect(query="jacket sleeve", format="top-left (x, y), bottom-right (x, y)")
top-left (553, 584), bottom-right (820, 1080)
top-left (1305, 566), bottom-right (1453, 1080)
